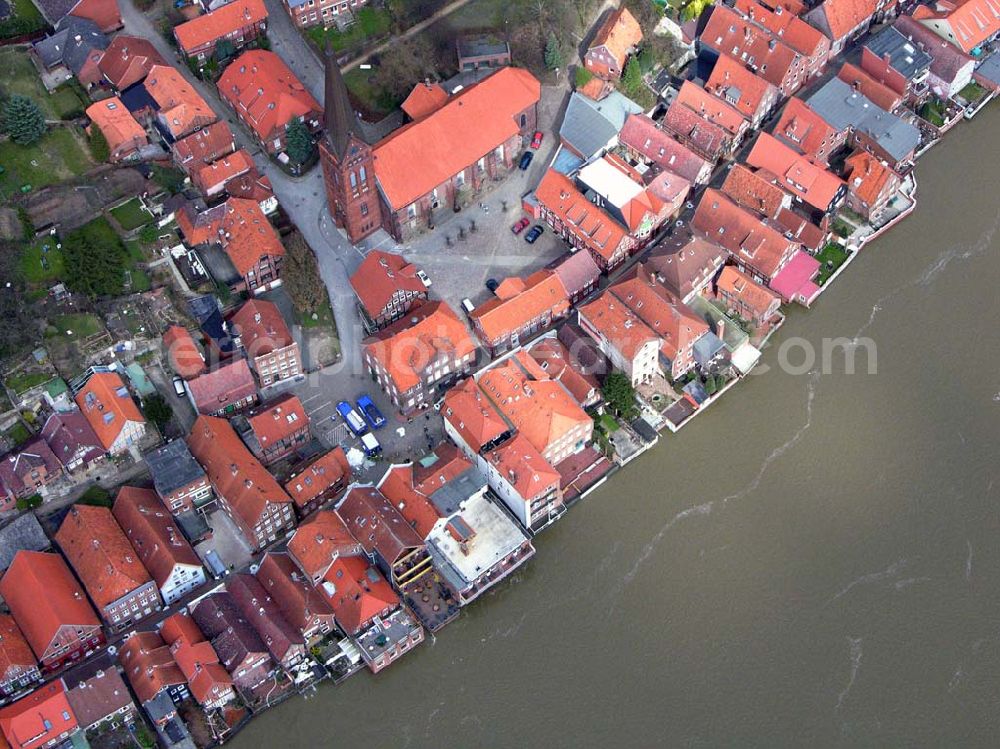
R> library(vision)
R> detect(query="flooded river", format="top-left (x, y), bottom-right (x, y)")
top-left (236, 105), bottom-right (1000, 747)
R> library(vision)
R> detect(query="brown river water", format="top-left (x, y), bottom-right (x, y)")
top-left (236, 105), bottom-right (1000, 748)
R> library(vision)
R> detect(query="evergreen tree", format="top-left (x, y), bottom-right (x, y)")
top-left (285, 117), bottom-right (314, 165)
top-left (143, 393), bottom-right (173, 432)
top-left (89, 125), bottom-right (110, 162)
top-left (544, 32), bottom-right (563, 71)
top-left (602, 372), bottom-right (638, 420)
top-left (621, 57), bottom-right (643, 98)
top-left (3, 95), bottom-right (46, 146)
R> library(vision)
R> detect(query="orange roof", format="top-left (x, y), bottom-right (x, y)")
top-left (589, 6), bottom-right (643, 66)
top-left (525, 337), bottom-right (600, 407)
top-left (318, 556), bottom-right (398, 635)
top-left (442, 377), bottom-right (509, 453)
top-left (348, 250), bottom-right (427, 319)
top-left (55, 504), bottom-right (154, 610)
top-left (401, 81), bottom-right (448, 120)
top-left (772, 96), bottom-right (842, 164)
top-left (68, 0), bottom-right (120, 33)
top-left (836, 62), bottom-right (904, 111)
top-left (701, 5), bottom-right (802, 90)
top-left (112, 486), bottom-right (202, 589)
top-left (734, 0), bottom-right (829, 56)
top-left (811, 0), bottom-right (881, 40)
top-left (469, 270), bottom-right (570, 346)
top-left (246, 394), bottom-right (308, 450)
top-left (534, 169), bottom-right (627, 264)
top-left (284, 447), bottom-right (350, 510)
top-left (287, 510), bottom-right (362, 581)
top-left (0, 681), bottom-right (77, 749)
top-left (717, 265), bottom-right (780, 319)
top-left (86, 97), bottom-right (147, 158)
top-left (173, 121), bottom-right (236, 168)
top-left (187, 415), bottom-right (293, 532)
top-left (119, 631), bottom-right (185, 705)
top-left (255, 553), bottom-right (335, 636)
top-left (192, 149), bottom-right (254, 194)
top-left (162, 325), bottom-right (205, 379)
top-left (483, 433), bottom-right (560, 502)
top-left (721, 163), bottom-right (789, 218)
top-left (705, 55), bottom-right (777, 121)
top-left (145, 65), bottom-right (216, 139)
top-left (174, 0), bottom-right (268, 54)
top-left (74, 371), bottom-right (145, 451)
top-left (845, 150), bottom-right (899, 206)
top-left (378, 467), bottom-right (437, 539)
top-left (477, 359), bottom-right (591, 459)
top-left (98, 35), bottom-right (166, 90)
top-left (0, 551), bottom-right (100, 662)
top-left (160, 613), bottom-right (233, 707)
top-left (746, 132), bottom-right (845, 212)
top-left (373, 67), bottom-right (540, 210)
top-left (674, 80), bottom-right (747, 136)
top-left (0, 616), bottom-right (35, 681)
top-left (178, 198), bottom-right (284, 276)
top-left (578, 291), bottom-right (659, 361)
top-left (611, 269), bottom-right (709, 363)
top-left (230, 298), bottom-right (293, 357)
top-left (578, 76), bottom-right (614, 100)
top-left (913, 0), bottom-right (1000, 52)
top-left (692, 188), bottom-right (797, 278)
top-left (365, 302), bottom-right (477, 393)
top-left (218, 50), bottom-right (321, 143)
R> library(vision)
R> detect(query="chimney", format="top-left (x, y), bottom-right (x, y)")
top-left (716, 318), bottom-right (725, 340)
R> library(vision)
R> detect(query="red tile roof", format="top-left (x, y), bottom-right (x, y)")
top-left (0, 437), bottom-right (61, 500)
top-left (364, 301), bottom-right (477, 392)
top-left (86, 97), bottom-right (147, 159)
top-left (772, 96), bottom-right (843, 164)
top-left (255, 553), bottom-right (335, 636)
top-left (0, 681), bottom-right (77, 749)
top-left (218, 50), bottom-right (321, 144)
top-left (68, 0), bottom-right (120, 33)
top-left (401, 81), bottom-right (448, 120)
top-left (588, 6), bottom-right (643, 67)
top-left (112, 486), bottom-right (202, 590)
top-left (284, 448), bottom-right (351, 510)
top-left (74, 371), bottom-right (145, 452)
top-left (172, 121), bottom-right (236, 169)
top-left (716, 265), bottom-right (780, 320)
top-left (673, 80), bottom-right (747, 135)
top-left (912, 0), bottom-right (1000, 51)
top-left (0, 616), bottom-right (36, 684)
top-left (186, 358), bottom-right (257, 415)
top-left (442, 377), bottom-right (509, 453)
top-left (746, 132), bottom-right (845, 212)
top-left (217, 198), bottom-right (285, 277)
top-left (525, 337), bottom-right (600, 407)
top-left (617, 114), bottom-right (712, 183)
top-left (534, 169), bottom-right (628, 265)
top-left (162, 325), bottom-right (205, 380)
top-left (98, 35), bottom-right (166, 90)
top-left (701, 4), bottom-right (803, 90)
top-left (230, 298), bottom-right (293, 358)
top-left (187, 415), bottom-right (294, 533)
top-left (145, 65), bottom-right (216, 140)
top-left (734, 0), bottom-right (829, 57)
top-left (174, 0), bottom-right (268, 55)
top-left (470, 269), bottom-right (570, 347)
top-left (0, 551), bottom-right (100, 663)
top-left (845, 150), bottom-right (900, 206)
top-left (836, 62), bottom-right (904, 111)
top-left (191, 149), bottom-right (254, 195)
top-left (663, 98), bottom-right (732, 160)
top-left (118, 631), bottom-right (185, 705)
top-left (377, 464), bottom-right (438, 539)
top-left (55, 504), bottom-right (154, 611)
top-left (348, 250), bottom-right (428, 320)
top-left (317, 556), bottom-right (398, 636)
top-left (225, 573), bottom-right (304, 665)
top-left (245, 394), bottom-right (308, 451)
top-left (722, 163), bottom-right (789, 218)
top-left (373, 67), bottom-right (540, 210)
top-left (578, 292), bottom-right (659, 361)
top-left (811, 0), bottom-right (882, 40)
top-left (705, 54), bottom-right (778, 121)
top-left (483, 433), bottom-right (560, 502)
top-left (160, 613), bottom-right (233, 708)
top-left (336, 486), bottom-right (425, 565)
top-left (692, 188), bottom-right (798, 279)
top-left (287, 510), bottom-right (363, 582)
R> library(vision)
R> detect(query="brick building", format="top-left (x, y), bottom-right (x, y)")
top-left (348, 250), bottom-right (429, 333)
top-left (0, 616), bottom-right (40, 700)
top-left (144, 439), bottom-right (214, 514)
top-left (230, 299), bottom-right (301, 386)
top-left (174, 0), bottom-right (268, 60)
top-left (238, 394), bottom-right (310, 465)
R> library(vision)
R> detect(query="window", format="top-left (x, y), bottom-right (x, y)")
top-left (350, 171), bottom-right (357, 190)
top-left (520, 114), bottom-right (527, 127)
top-left (359, 166), bottom-right (366, 183)
top-left (360, 202), bottom-right (368, 216)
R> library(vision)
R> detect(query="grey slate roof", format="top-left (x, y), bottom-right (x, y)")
top-left (33, 16), bottom-right (107, 73)
top-left (974, 50), bottom-right (1000, 87)
top-left (144, 439), bottom-right (206, 498)
top-left (0, 513), bottom-right (51, 572)
top-left (428, 466), bottom-right (488, 517)
top-left (33, 0), bottom-right (81, 25)
top-left (863, 27), bottom-right (932, 81)
top-left (457, 35), bottom-right (510, 59)
top-left (807, 78), bottom-right (921, 162)
top-left (559, 91), bottom-right (643, 160)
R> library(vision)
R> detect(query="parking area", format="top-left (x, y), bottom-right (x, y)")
top-left (197, 509), bottom-right (253, 573)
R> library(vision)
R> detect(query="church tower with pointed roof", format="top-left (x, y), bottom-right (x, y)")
top-left (319, 53), bottom-right (382, 243)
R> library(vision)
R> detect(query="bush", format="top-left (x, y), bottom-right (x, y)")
top-left (62, 218), bottom-right (131, 298)
top-left (151, 164), bottom-right (186, 194)
top-left (15, 494), bottom-right (42, 511)
top-left (142, 393), bottom-right (173, 431)
top-left (574, 66), bottom-right (594, 89)
top-left (78, 485), bottom-right (112, 507)
top-left (88, 125), bottom-right (110, 162)
top-left (602, 372), bottom-right (638, 421)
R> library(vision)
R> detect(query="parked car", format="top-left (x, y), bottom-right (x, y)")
top-left (486, 278), bottom-right (499, 292)
top-left (511, 217), bottom-right (530, 234)
top-left (531, 131), bottom-right (544, 149)
top-left (519, 152), bottom-right (533, 170)
top-left (357, 394), bottom-right (386, 430)
top-left (461, 298), bottom-right (475, 314)
top-left (361, 432), bottom-right (382, 458)
top-left (336, 400), bottom-right (368, 436)
top-left (524, 225), bottom-right (544, 244)
top-left (172, 377), bottom-right (185, 397)
top-left (416, 269), bottom-right (432, 288)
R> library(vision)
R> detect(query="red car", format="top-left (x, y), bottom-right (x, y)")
top-left (511, 217), bottom-right (530, 234)
top-left (531, 131), bottom-right (544, 149)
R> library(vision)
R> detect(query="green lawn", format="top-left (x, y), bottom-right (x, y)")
top-left (342, 68), bottom-right (396, 116)
top-left (815, 243), bottom-right (851, 286)
top-left (19, 235), bottom-right (66, 283)
top-left (4, 372), bottom-right (51, 394)
top-left (0, 47), bottom-right (87, 120)
top-left (305, 8), bottom-right (391, 52)
top-left (0, 126), bottom-right (93, 196)
top-left (446, 0), bottom-right (509, 29)
top-left (110, 198), bottom-right (153, 231)
top-left (4, 422), bottom-right (31, 446)
top-left (126, 239), bottom-right (146, 263)
top-left (596, 413), bottom-right (621, 434)
top-left (0, 0), bottom-right (48, 41)
top-left (958, 81), bottom-right (988, 104)
top-left (919, 100), bottom-right (946, 127)
top-left (48, 313), bottom-right (103, 338)
top-left (129, 269), bottom-right (152, 293)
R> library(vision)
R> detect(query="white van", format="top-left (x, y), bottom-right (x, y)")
top-left (361, 432), bottom-right (382, 458)
top-left (461, 298), bottom-right (475, 315)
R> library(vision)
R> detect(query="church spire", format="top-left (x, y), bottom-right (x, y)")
top-left (323, 47), bottom-right (365, 158)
